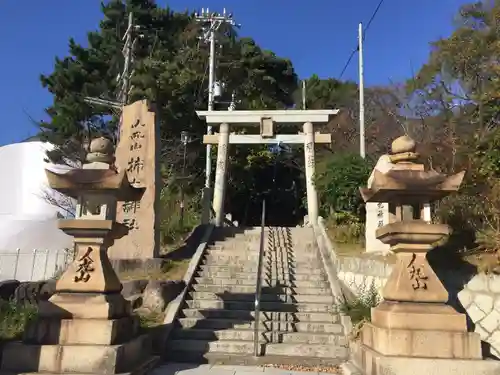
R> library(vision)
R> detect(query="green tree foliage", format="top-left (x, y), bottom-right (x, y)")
top-left (39, 0), bottom-right (297, 168)
top-left (315, 152), bottom-right (373, 221)
top-left (39, 1), bottom-right (408, 232)
top-left (408, 1), bottom-right (500, 261)
top-left (295, 75), bottom-right (358, 110)
top-left (38, 0), bottom-right (302, 228)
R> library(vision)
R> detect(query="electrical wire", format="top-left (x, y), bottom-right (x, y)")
top-left (338, 0), bottom-right (386, 79)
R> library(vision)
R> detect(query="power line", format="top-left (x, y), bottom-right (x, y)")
top-left (338, 0), bottom-right (385, 79)
top-left (194, 7), bottom-right (238, 224)
top-left (85, 12), bottom-right (141, 111)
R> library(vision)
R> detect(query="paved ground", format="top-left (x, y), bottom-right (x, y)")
top-left (150, 363), bottom-right (342, 375)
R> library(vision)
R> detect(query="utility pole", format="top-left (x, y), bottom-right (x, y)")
top-left (302, 80), bottom-right (307, 110)
top-left (195, 8), bottom-right (238, 223)
top-left (358, 22), bottom-right (366, 159)
top-left (85, 12), bottom-right (140, 137)
top-left (117, 12), bottom-right (138, 106)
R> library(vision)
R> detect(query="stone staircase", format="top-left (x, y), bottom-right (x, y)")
top-left (165, 226), bottom-right (349, 364)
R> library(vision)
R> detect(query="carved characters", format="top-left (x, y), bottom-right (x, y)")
top-left (123, 218), bottom-right (139, 230)
top-left (305, 141), bottom-right (315, 169)
top-left (215, 142), bottom-right (228, 190)
top-left (119, 115), bottom-right (149, 232)
top-left (407, 253), bottom-right (428, 290)
top-left (74, 247), bottom-right (95, 282)
top-left (122, 201), bottom-right (140, 214)
top-left (127, 156), bottom-right (144, 174)
top-left (377, 202), bottom-right (384, 228)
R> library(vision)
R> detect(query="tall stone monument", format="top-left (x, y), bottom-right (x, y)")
top-left (108, 99), bottom-right (160, 262)
top-left (353, 135), bottom-right (500, 375)
top-left (0, 137), bottom-right (157, 375)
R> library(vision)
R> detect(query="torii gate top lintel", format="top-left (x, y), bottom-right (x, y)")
top-left (203, 109), bottom-right (340, 227)
top-left (196, 109), bottom-right (339, 126)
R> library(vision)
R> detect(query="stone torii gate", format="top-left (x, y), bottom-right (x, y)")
top-left (197, 109), bottom-right (339, 227)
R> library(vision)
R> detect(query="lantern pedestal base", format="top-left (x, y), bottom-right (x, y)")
top-left (1, 292), bottom-right (158, 375)
top-left (350, 341), bottom-right (500, 375)
top-left (361, 321), bottom-right (481, 359)
top-left (38, 293), bottom-right (131, 319)
top-left (1, 335), bottom-right (157, 375)
top-left (371, 301), bottom-right (467, 332)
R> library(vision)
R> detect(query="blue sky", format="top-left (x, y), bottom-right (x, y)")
top-left (0, 0), bottom-right (469, 146)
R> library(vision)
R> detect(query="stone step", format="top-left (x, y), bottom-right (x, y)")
top-left (189, 292), bottom-right (335, 304)
top-left (170, 328), bottom-right (347, 345)
top-left (177, 317), bottom-right (287, 331)
top-left (166, 339), bottom-right (254, 355)
top-left (167, 338), bottom-right (347, 359)
top-left (204, 256), bottom-right (322, 267)
top-left (191, 284), bottom-right (331, 296)
top-left (196, 270), bottom-right (327, 282)
top-left (163, 350), bottom-right (345, 367)
top-left (199, 264), bottom-right (326, 275)
top-left (193, 277), bottom-right (329, 289)
top-left (208, 240), bottom-right (257, 245)
top-left (275, 332), bottom-right (347, 345)
top-left (185, 299), bottom-right (337, 313)
top-left (265, 343), bottom-right (349, 359)
top-left (177, 318), bottom-right (344, 334)
top-left (205, 252), bottom-right (320, 262)
top-left (207, 246), bottom-right (318, 254)
top-left (200, 262), bottom-right (324, 272)
top-left (180, 308), bottom-right (339, 323)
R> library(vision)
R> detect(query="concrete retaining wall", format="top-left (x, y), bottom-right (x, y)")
top-left (336, 255), bottom-right (500, 359)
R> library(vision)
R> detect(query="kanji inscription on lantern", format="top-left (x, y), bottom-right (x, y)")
top-left (123, 218), bottom-right (139, 230)
top-left (127, 156), bottom-right (144, 173)
top-left (407, 253), bottom-right (428, 290)
top-left (74, 247), bottom-right (95, 283)
top-left (122, 201), bottom-right (140, 214)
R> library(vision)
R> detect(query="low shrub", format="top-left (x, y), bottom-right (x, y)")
top-left (0, 300), bottom-right (37, 341)
top-left (159, 187), bottom-right (200, 248)
top-left (325, 212), bottom-right (364, 245)
top-left (339, 283), bottom-right (380, 340)
top-left (316, 152), bottom-right (373, 222)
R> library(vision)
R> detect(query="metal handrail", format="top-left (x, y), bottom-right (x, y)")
top-left (253, 199), bottom-right (266, 357)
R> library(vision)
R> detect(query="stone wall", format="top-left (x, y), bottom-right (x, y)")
top-left (336, 254), bottom-right (500, 359)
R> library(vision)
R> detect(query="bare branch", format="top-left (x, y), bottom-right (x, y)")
top-left (37, 187), bottom-right (76, 218)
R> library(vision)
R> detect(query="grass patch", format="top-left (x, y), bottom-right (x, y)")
top-left (137, 309), bottom-right (165, 329)
top-left (334, 242), bottom-right (365, 256)
top-left (0, 300), bottom-right (37, 341)
top-left (463, 252), bottom-right (500, 274)
top-left (118, 259), bottom-right (189, 281)
top-left (324, 215), bottom-right (365, 256)
top-left (339, 283), bottom-right (380, 340)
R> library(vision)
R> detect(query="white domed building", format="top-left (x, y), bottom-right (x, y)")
top-left (0, 137), bottom-right (76, 281)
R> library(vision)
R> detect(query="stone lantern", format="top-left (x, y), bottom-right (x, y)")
top-left (354, 136), bottom-right (500, 375)
top-left (0, 137), bottom-right (157, 375)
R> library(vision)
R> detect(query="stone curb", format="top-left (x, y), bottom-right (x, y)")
top-left (161, 224), bottom-right (215, 343)
top-left (313, 216), bottom-right (353, 338)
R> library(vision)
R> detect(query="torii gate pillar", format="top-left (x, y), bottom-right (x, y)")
top-left (303, 122), bottom-right (319, 225)
top-left (212, 123), bottom-right (230, 227)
